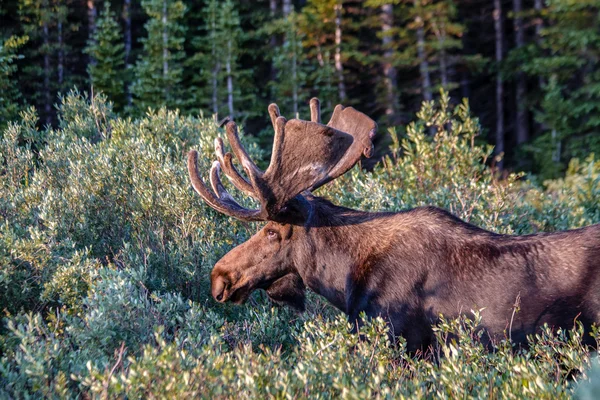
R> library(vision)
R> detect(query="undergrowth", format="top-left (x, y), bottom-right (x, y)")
top-left (1, 91), bottom-right (599, 399)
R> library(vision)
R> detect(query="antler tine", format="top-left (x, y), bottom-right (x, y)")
top-left (268, 103), bottom-right (281, 128)
top-left (209, 161), bottom-right (232, 200)
top-left (187, 150), bottom-right (264, 221)
top-left (266, 116), bottom-right (287, 176)
top-left (224, 121), bottom-right (263, 183)
top-left (214, 137), bottom-right (257, 199)
top-left (309, 98), bottom-right (321, 123)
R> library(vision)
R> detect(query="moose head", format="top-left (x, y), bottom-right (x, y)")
top-left (187, 98), bottom-right (376, 311)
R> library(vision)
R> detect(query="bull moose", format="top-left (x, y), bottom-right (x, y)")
top-left (187, 98), bottom-right (600, 351)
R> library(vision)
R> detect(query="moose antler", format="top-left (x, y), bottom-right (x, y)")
top-left (187, 98), bottom-right (377, 221)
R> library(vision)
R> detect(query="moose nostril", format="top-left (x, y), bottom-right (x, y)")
top-left (212, 275), bottom-right (229, 302)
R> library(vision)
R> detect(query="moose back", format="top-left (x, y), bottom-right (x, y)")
top-left (187, 98), bottom-right (600, 351)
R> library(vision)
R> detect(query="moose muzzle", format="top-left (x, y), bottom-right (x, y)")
top-left (211, 274), bottom-right (229, 302)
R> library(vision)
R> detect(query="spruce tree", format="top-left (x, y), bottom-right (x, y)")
top-left (187, 0), bottom-right (252, 119)
top-left (520, 0), bottom-right (600, 178)
top-left (186, 0), bottom-right (222, 116)
top-left (18, 0), bottom-right (55, 125)
top-left (220, 0), bottom-right (244, 118)
top-left (84, 2), bottom-right (126, 111)
top-left (270, 11), bottom-right (308, 116)
top-left (0, 35), bottom-right (28, 128)
top-left (298, 0), bottom-right (339, 114)
top-left (131, 0), bottom-right (186, 112)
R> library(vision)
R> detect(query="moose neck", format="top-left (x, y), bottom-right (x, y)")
top-left (293, 197), bottom-right (387, 312)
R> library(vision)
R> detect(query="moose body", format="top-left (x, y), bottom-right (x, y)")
top-left (188, 98), bottom-right (600, 351)
top-left (211, 196), bottom-right (600, 350)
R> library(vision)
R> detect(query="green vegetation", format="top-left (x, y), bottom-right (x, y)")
top-left (1, 92), bottom-right (599, 398)
top-left (85, 2), bottom-right (127, 112)
top-left (131, 0), bottom-right (187, 113)
top-left (0, 35), bottom-right (27, 128)
top-left (2, 0), bottom-right (599, 177)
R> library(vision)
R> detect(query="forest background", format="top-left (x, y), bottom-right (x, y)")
top-left (1, 0), bottom-right (599, 179)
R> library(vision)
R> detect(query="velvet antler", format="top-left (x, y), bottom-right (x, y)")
top-left (187, 98), bottom-right (377, 221)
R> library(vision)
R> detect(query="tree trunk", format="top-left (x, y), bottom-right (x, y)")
top-left (291, 29), bottom-right (298, 116)
top-left (439, 30), bottom-right (448, 90)
top-left (227, 38), bottom-right (234, 117)
top-left (269, 0), bottom-right (277, 83)
top-left (316, 44), bottom-right (333, 110)
top-left (551, 128), bottom-right (561, 163)
top-left (211, 12), bottom-right (219, 116)
top-left (282, 0), bottom-right (292, 17)
top-left (534, 0), bottom-right (544, 89)
top-left (534, 0), bottom-right (547, 142)
top-left (334, 1), bottom-right (346, 102)
top-left (87, 0), bottom-right (97, 65)
top-left (513, 0), bottom-right (528, 145)
top-left (42, 1), bottom-right (52, 126)
top-left (494, 0), bottom-right (505, 169)
top-left (430, 16), bottom-right (449, 91)
top-left (282, 0), bottom-right (297, 114)
top-left (162, 0), bottom-right (169, 100)
top-left (460, 69), bottom-right (470, 100)
top-left (123, 0), bottom-right (132, 105)
top-left (212, 62), bottom-right (219, 116)
top-left (415, 10), bottom-right (432, 102)
top-left (58, 19), bottom-right (64, 87)
top-left (381, 4), bottom-right (398, 119)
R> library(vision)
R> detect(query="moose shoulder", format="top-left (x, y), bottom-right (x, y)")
top-left (187, 98), bottom-right (600, 351)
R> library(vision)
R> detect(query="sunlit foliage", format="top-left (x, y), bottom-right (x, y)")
top-left (0, 92), bottom-right (599, 398)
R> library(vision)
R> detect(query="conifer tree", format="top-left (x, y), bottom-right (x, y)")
top-left (0, 35), bottom-right (28, 127)
top-left (187, 0), bottom-right (251, 119)
top-left (220, 0), bottom-right (243, 118)
top-left (365, 0), bottom-right (407, 123)
top-left (270, 11), bottom-right (308, 116)
top-left (18, 0), bottom-right (55, 124)
top-left (131, 0), bottom-right (186, 112)
top-left (520, 0), bottom-right (600, 177)
top-left (188, 0), bottom-right (222, 116)
top-left (298, 0), bottom-right (338, 113)
top-left (85, 2), bottom-right (126, 111)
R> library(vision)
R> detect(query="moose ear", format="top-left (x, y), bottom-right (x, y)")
top-left (328, 104), bottom-right (377, 158)
top-left (266, 273), bottom-right (306, 312)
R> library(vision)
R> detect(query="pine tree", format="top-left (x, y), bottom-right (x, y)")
top-left (131, 0), bottom-right (186, 112)
top-left (494, 0), bottom-right (505, 169)
top-left (379, 3), bottom-right (400, 122)
top-left (512, 0), bottom-right (529, 145)
top-left (364, 0), bottom-right (471, 121)
top-left (190, 0), bottom-right (223, 116)
top-left (427, 0), bottom-right (464, 92)
top-left (0, 35), bottom-right (28, 128)
top-left (18, 0), bottom-right (55, 125)
top-left (187, 0), bottom-right (252, 119)
top-left (85, 2), bottom-right (126, 111)
top-left (364, 0), bottom-right (409, 123)
top-left (220, 0), bottom-right (243, 118)
top-left (520, 0), bottom-right (600, 177)
top-left (270, 11), bottom-right (308, 116)
top-left (298, 0), bottom-right (338, 113)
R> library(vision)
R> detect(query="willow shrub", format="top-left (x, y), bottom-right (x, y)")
top-left (0, 91), bottom-right (599, 398)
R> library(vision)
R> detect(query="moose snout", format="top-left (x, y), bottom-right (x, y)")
top-left (211, 274), bottom-right (229, 302)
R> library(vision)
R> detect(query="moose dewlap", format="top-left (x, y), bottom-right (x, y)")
top-left (187, 98), bottom-right (600, 351)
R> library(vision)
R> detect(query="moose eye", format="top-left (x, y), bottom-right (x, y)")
top-left (266, 229), bottom-right (278, 239)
